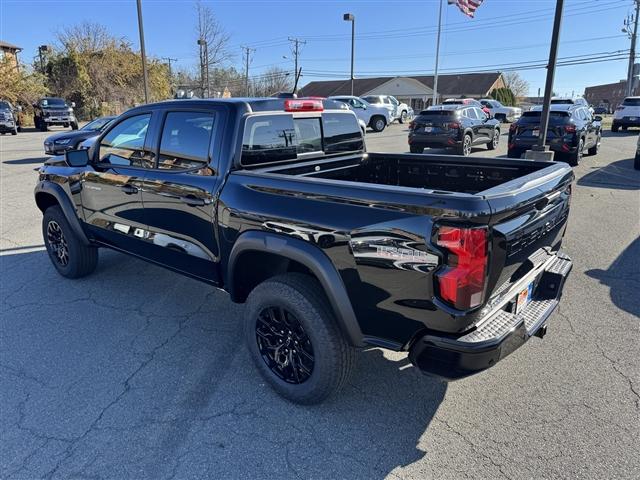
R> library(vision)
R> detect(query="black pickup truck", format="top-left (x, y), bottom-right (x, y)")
top-left (35, 98), bottom-right (574, 404)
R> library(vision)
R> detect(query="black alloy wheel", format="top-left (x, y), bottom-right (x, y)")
top-left (46, 220), bottom-right (69, 267)
top-left (255, 306), bottom-right (314, 384)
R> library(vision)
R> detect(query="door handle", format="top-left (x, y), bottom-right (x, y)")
top-left (120, 185), bottom-right (139, 195)
top-left (180, 195), bottom-right (206, 207)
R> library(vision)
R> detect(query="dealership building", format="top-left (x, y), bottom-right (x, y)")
top-left (298, 72), bottom-right (506, 111)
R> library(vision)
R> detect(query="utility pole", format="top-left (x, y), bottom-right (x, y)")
top-left (624, 0), bottom-right (640, 97)
top-left (532, 0), bottom-right (564, 156)
top-left (136, 0), bottom-right (150, 103)
top-left (162, 57), bottom-right (177, 79)
top-left (433, 0), bottom-right (445, 106)
top-left (287, 37), bottom-right (306, 80)
top-left (37, 45), bottom-right (49, 74)
top-left (241, 46), bottom-right (256, 97)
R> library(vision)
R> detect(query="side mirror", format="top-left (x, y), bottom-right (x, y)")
top-left (71, 102), bottom-right (76, 108)
top-left (362, 104), bottom-right (367, 110)
top-left (594, 115), bottom-right (603, 122)
top-left (64, 149), bottom-right (89, 167)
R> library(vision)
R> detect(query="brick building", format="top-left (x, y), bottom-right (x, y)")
top-left (0, 40), bottom-right (22, 70)
top-left (584, 80), bottom-right (639, 113)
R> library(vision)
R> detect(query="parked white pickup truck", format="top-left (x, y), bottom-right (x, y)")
top-left (479, 99), bottom-right (522, 123)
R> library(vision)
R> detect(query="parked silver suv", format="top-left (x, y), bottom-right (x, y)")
top-left (0, 100), bottom-right (19, 135)
top-left (329, 96), bottom-right (393, 132)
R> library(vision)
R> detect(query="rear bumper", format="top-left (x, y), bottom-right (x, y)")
top-left (408, 132), bottom-right (460, 148)
top-left (409, 253), bottom-right (572, 381)
top-left (509, 137), bottom-right (576, 154)
top-left (612, 117), bottom-right (640, 127)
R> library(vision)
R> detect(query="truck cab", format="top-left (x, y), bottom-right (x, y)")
top-left (33, 97), bottom-right (78, 131)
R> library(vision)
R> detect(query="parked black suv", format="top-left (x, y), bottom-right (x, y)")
top-left (33, 97), bottom-right (78, 131)
top-left (35, 98), bottom-right (574, 404)
top-left (508, 104), bottom-right (601, 165)
top-left (44, 116), bottom-right (115, 155)
top-left (408, 105), bottom-right (501, 156)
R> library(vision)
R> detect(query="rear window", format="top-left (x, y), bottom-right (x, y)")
top-left (418, 110), bottom-right (457, 116)
top-left (622, 98), bottom-right (640, 106)
top-left (241, 112), bottom-right (363, 166)
top-left (550, 99), bottom-right (573, 104)
top-left (521, 111), bottom-right (570, 120)
top-left (362, 96), bottom-right (382, 104)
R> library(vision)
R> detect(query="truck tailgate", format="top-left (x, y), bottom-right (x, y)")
top-left (481, 161), bottom-right (574, 301)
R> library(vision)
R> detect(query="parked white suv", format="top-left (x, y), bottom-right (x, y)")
top-left (612, 96), bottom-right (640, 132)
top-left (479, 99), bottom-right (522, 123)
top-left (361, 95), bottom-right (413, 124)
top-left (329, 96), bottom-right (392, 132)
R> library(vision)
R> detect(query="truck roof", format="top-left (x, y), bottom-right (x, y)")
top-left (126, 97), bottom-right (349, 115)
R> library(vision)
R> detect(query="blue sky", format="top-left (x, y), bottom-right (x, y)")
top-left (0, 0), bottom-right (633, 96)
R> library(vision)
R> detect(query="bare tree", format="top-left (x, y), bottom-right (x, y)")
top-left (503, 72), bottom-right (530, 99)
top-left (252, 67), bottom-right (293, 97)
top-left (57, 22), bottom-right (121, 53)
top-left (195, 0), bottom-right (232, 95)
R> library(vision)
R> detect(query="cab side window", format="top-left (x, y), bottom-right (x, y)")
top-left (466, 108), bottom-right (479, 120)
top-left (98, 114), bottom-right (152, 168)
top-left (158, 111), bottom-right (215, 170)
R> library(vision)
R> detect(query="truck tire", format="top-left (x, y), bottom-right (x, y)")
top-left (487, 129), bottom-right (500, 150)
top-left (399, 110), bottom-right (408, 124)
top-left (456, 133), bottom-right (472, 156)
top-left (12, 127), bottom-right (17, 135)
top-left (611, 123), bottom-right (619, 132)
top-left (410, 145), bottom-right (423, 153)
top-left (244, 273), bottom-right (355, 404)
top-left (370, 116), bottom-right (386, 132)
top-left (635, 153), bottom-right (640, 170)
top-left (495, 113), bottom-right (506, 123)
top-left (71, 122), bottom-right (79, 130)
top-left (42, 205), bottom-right (98, 278)
top-left (568, 138), bottom-right (584, 166)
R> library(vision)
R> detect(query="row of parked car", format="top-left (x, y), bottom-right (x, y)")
top-left (407, 97), bottom-right (603, 166)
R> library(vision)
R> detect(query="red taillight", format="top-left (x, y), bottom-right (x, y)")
top-left (564, 124), bottom-right (576, 133)
top-left (435, 226), bottom-right (488, 310)
top-left (284, 99), bottom-right (324, 112)
top-left (509, 123), bottom-right (517, 132)
top-left (409, 121), bottom-right (415, 129)
top-left (448, 122), bottom-right (460, 130)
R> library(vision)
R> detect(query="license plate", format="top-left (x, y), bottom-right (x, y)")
top-left (515, 281), bottom-right (534, 314)
top-left (531, 129), bottom-right (540, 137)
top-left (424, 127), bottom-right (433, 133)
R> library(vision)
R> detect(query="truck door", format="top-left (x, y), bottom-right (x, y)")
top-left (139, 108), bottom-right (225, 285)
top-left (81, 112), bottom-right (155, 254)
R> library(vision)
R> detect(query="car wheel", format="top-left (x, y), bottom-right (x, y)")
top-left (370, 116), bottom-right (386, 132)
top-left (42, 205), bottom-right (98, 278)
top-left (410, 145), bottom-right (423, 153)
top-left (587, 135), bottom-right (601, 156)
top-left (635, 153), bottom-right (640, 170)
top-left (71, 122), bottom-right (79, 130)
top-left (622, 126), bottom-right (628, 131)
top-left (487, 130), bottom-right (499, 150)
top-left (507, 148), bottom-right (522, 159)
top-left (611, 123), bottom-right (619, 133)
top-left (568, 138), bottom-right (584, 166)
top-left (244, 273), bottom-right (355, 404)
top-left (12, 127), bottom-right (17, 135)
top-left (457, 134), bottom-right (472, 156)
top-left (399, 110), bottom-right (408, 124)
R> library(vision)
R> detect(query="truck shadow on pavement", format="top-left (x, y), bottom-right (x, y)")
top-left (577, 158), bottom-right (640, 190)
top-left (585, 237), bottom-right (640, 318)
top-left (3, 157), bottom-right (46, 165)
top-left (1, 249), bottom-right (446, 479)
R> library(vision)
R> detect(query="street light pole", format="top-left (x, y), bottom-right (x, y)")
top-left (343, 13), bottom-right (355, 96)
top-left (136, 0), bottom-right (150, 104)
top-left (533, 0), bottom-right (564, 153)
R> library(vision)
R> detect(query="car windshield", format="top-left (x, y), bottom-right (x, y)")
top-left (82, 117), bottom-right (113, 131)
top-left (41, 98), bottom-right (67, 107)
top-left (622, 98), bottom-right (640, 106)
top-left (0, 101), bottom-right (11, 110)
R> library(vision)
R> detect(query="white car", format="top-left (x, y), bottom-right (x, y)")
top-left (328, 96), bottom-right (393, 132)
top-left (551, 97), bottom-right (594, 115)
top-left (361, 95), bottom-right (413, 124)
top-left (479, 99), bottom-right (522, 123)
top-left (612, 96), bottom-right (640, 132)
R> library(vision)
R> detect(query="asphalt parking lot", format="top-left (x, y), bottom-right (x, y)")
top-left (1, 124), bottom-right (639, 479)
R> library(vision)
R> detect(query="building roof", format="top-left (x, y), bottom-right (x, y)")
top-left (0, 40), bottom-right (22, 51)
top-left (299, 72), bottom-right (503, 98)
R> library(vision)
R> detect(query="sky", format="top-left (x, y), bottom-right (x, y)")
top-left (0, 0), bottom-right (634, 96)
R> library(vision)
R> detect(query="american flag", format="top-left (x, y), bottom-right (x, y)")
top-left (448, 0), bottom-right (485, 18)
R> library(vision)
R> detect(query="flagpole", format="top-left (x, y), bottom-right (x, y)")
top-left (432, 0), bottom-right (444, 106)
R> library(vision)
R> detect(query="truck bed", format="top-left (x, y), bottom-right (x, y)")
top-left (255, 152), bottom-right (551, 195)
